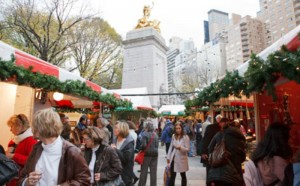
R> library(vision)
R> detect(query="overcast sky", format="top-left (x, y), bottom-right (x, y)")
top-left (88, 0), bottom-right (260, 48)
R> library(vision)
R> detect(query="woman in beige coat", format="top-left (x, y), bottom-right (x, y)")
top-left (167, 121), bottom-right (190, 186)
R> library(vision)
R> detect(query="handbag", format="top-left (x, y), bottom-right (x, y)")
top-left (209, 133), bottom-right (231, 168)
top-left (95, 147), bottom-right (124, 186)
top-left (0, 153), bottom-right (19, 185)
top-left (97, 175), bottom-right (124, 186)
top-left (134, 133), bottom-right (155, 165)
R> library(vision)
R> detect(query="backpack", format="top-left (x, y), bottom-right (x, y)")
top-left (243, 159), bottom-right (263, 186)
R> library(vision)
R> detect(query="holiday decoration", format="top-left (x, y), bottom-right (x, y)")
top-left (0, 58), bottom-right (132, 109)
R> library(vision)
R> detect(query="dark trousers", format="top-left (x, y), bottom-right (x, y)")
top-left (169, 160), bottom-right (187, 186)
top-left (205, 163), bottom-right (211, 186)
top-left (138, 156), bottom-right (158, 186)
top-left (165, 142), bottom-right (170, 154)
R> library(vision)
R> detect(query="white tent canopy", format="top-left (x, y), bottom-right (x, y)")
top-left (158, 105), bottom-right (186, 115)
top-left (111, 87), bottom-right (152, 109)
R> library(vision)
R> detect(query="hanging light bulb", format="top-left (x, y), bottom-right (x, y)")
top-left (53, 92), bottom-right (63, 101)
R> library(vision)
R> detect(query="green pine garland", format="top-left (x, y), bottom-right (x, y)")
top-left (185, 45), bottom-right (300, 114)
top-left (0, 57), bottom-right (132, 108)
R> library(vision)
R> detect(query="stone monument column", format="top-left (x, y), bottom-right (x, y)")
top-left (122, 27), bottom-right (168, 109)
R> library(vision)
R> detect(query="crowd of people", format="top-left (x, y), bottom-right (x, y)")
top-left (0, 108), bottom-right (300, 186)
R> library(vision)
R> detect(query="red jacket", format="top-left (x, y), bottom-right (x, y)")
top-left (7, 136), bottom-right (37, 186)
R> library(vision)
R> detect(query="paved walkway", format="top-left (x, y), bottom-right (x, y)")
top-left (134, 144), bottom-right (207, 186)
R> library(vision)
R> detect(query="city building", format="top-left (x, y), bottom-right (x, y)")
top-left (257, 0), bottom-right (298, 46)
top-left (203, 20), bottom-right (210, 43)
top-left (226, 15), bottom-right (265, 71)
top-left (208, 9), bottom-right (230, 41)
top-left (167, 48), bottom-right (179, 93)
top-left (198, 39), bottom-right (227, 86)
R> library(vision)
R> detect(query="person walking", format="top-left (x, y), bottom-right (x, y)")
top-left (17, 108), bottom-right (90, 186)
top-left (161, 120), bottom-right (173, 154)
top-left (207, 117), bottom-right (246, 185)
top-left (194, 119), bottom-right (202, 155)
top-left (201, 114), bottom-right (222, 186)
top-left (167, 122), bottom-right (190, 186)
top-left (138, 120), bottom-right (159, 186)
top-left (6, 114), bottom-right (37, 186)
top-left (83, 126), bottom-right (123, 185)
top-left (111, 121), bottom-right (135, 186)
top-left (184, 119), bottom-right (195, 157)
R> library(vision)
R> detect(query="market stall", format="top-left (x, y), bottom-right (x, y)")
top-left (110, 87), bottom-right (157, 124)
top-left (0, 41), bottom-right (131, 147)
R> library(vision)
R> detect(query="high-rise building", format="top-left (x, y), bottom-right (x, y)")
top-left (208, 9), bottom-right (230, 40)
top-left (167, 48), bottom-right (179, 93)
top-left (226, 15), bottom-right (265, 71)
top-left (168, 36), bottom-right (182, 51)
top-left (257, 0), bottom-right (298, 46)
top-left (204, 20), bottom-right (210, 43)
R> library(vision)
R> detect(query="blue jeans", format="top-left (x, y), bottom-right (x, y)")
top-left (188, 140), bottom-right (195, 156)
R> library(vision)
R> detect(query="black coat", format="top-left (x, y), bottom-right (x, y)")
top-left (106, 125), bottom-right (113, 144)
top-left (114, 136), bottom-right (135, 186)
top-left (84, 144), bottom-right (123, 184)
top-left (201, 123), bottom-right (220, 164)
top-left (207, 126), bottom-right (246, 184)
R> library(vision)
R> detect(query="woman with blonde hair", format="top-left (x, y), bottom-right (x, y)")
top-left (111, 121), bottom-right (135, 186)
top-left (167, 122), bottom-right (190, 186)
top-left (6, 114), bottom-right (37, 186)
top-left (17, 108), bottom-right (90, 186)
top-left (82, 126), bottom-right (123, 185)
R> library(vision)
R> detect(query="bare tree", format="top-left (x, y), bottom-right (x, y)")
top-left (0, 0), bottom-right (92, 65)
top-left (67, 18), bottom-right (122, 81)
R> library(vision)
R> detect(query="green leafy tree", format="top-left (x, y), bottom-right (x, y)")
top-left (67, 18), bottom-right (123, 83)
top-left (0, 0), bottom-right (91, 66)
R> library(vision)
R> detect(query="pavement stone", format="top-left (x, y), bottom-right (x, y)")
top-left (133, 144), bottom-right (207, 186)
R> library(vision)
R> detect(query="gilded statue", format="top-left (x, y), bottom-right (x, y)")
top-left (135, 5), bottom-right (161, 33)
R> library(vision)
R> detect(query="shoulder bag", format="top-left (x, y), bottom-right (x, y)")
top-left (209, 133), bottom-right (231, 168)
top-left (134, 132), bottom-right (155, 165)
top-left (96, 147), bottom-right (124, 186)
top-left (0, 153), bottom-right (19, 185)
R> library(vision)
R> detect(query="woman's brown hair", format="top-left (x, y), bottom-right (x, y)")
top-left (82, 127), bottom-right (103, 145)
top-left (174, 121), bottom-right (185, 139)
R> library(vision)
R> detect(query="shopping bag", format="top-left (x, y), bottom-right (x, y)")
top-left (163, 165), bottom-right (171, 186)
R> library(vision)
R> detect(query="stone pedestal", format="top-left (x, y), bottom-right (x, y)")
top-left (122, 27), bottom-right (168, 109)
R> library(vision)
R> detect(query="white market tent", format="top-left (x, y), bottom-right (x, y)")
top-left (111, 87), bottom-right (152, 109)
top-left (158, 105), bottom-right (186, 116)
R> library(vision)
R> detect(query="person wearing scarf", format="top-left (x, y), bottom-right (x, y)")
top-left (6, 114), bottom-right (37, 186)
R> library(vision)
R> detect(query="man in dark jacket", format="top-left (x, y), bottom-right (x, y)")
top-left (207, 120), bottom-right (246, 185)
top-left (201, 114), bottom-right (222, 186)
